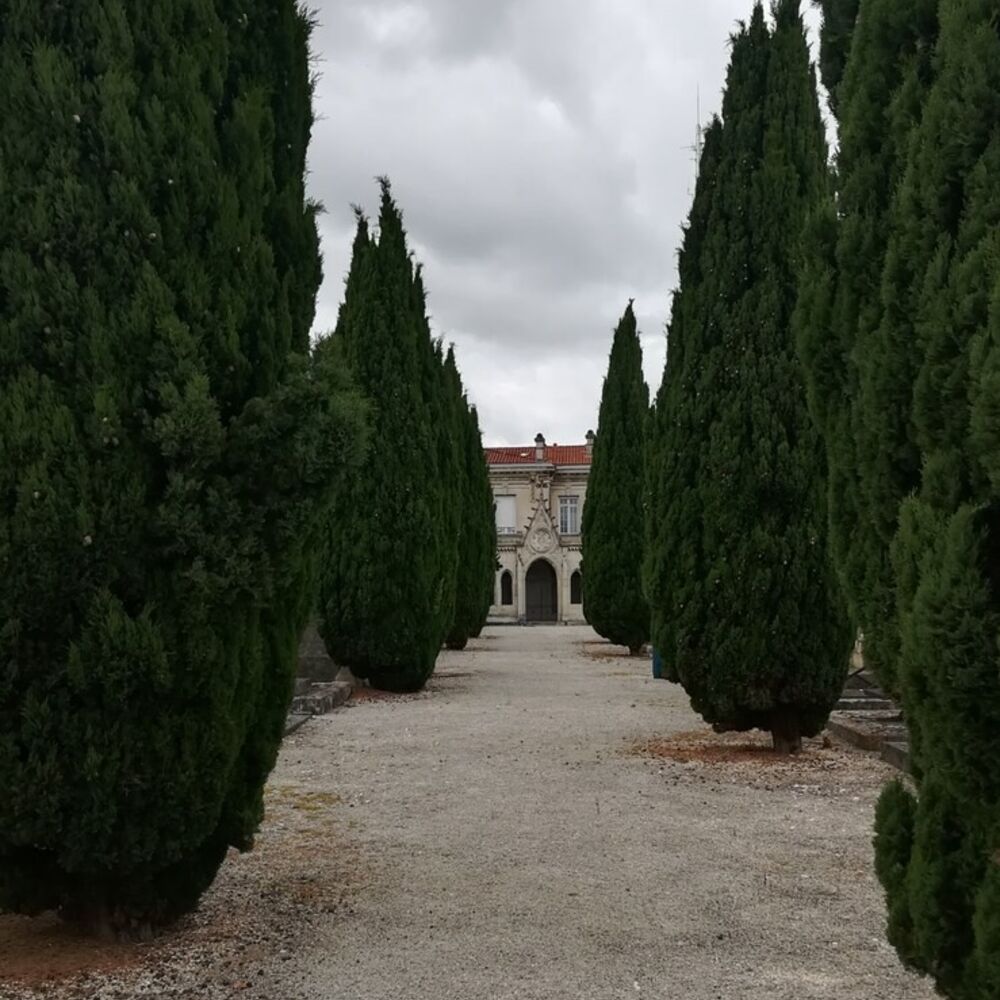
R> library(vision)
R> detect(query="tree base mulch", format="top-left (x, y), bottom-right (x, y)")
top-left (626, 728), bottom-right (897, 795)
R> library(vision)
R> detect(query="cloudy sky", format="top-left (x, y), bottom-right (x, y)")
top-left (307, 1), bottom-right (824, 447)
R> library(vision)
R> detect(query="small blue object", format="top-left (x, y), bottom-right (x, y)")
top-left (651, 648), bottom-right (664, 680)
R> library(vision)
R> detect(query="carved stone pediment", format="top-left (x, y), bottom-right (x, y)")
top-left (523, 501), bottom-right (558, 558)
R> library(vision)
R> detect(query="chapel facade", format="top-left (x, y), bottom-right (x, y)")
top-left (485, 432), bottom-right (593, 624)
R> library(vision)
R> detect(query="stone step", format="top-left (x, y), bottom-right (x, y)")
top-left (835, 695), bottom-right (894, 712)
top-left (290, 680), bottom-right (352, 717)
top-left (283, 713), bottom-right (310, 737)
top-left (881, 740), bottom-right (912, 774)
top-left (827, 712), bottom-right (906, 753)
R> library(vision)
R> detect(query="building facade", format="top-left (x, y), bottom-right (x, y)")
top-left (485, 433), bottom-right (593, 624)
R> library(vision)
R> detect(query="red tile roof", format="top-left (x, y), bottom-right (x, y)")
top-left (485, 444), bottom-right (592, 466)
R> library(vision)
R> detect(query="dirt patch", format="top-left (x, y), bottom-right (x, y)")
top-left (580, 641), bottom-right (644, 662)
top-left (0, 774), bottom-right (368, 998)
top-left (0, 915), bottom-right (151, 987)
top-left (627, 727), bottom-right (894, 794)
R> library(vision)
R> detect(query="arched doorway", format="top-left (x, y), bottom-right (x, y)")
top-left (525, 560), bottom-right (558, 622)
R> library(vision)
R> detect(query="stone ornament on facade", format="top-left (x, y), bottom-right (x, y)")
top-left (528, 526), bottom-right (555, 554)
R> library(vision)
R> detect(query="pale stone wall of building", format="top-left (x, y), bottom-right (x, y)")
top-left (487, 437), bottom-right (591, 624)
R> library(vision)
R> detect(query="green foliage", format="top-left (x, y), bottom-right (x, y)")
top-left (582, 302), bottom-right (649, 653)
top-left (645, 117), bottom-right (725, 686)
top-left (862, 2), bottom-right (1000, 992)
top-left (646, 1), bottom-right (850, 752)
top-left (795, 0), bottom-right (937, 695)
top-left (0, 0), bottom-right (365, 932)
top-left (811, 0), bottom-right (861, 113)
top-left (320, 182), bottom-right (480, 689)
top-left (446, 397), bottom-right (497, 650)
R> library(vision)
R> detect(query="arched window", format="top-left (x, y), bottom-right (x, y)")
top-left (570, 570), bottom-right (583, 605)
top-left (500, 570), bottom-right (514, 606)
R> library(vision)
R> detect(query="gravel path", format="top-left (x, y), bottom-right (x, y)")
top-left (1, 625), bottom-right (936, 1000)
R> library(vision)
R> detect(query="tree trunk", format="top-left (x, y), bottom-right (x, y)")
top-left (771, 710), bottom-right (803, 755)
top-left (61, 901), bottom-right (156, 942)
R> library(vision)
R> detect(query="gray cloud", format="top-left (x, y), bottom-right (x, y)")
top-left (308, 1), bottom-right (824, 445)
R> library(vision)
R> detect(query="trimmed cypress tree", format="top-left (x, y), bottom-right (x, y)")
top-left (319, 182), bottom-right (454, 692)
top-left (446, 382), bottom-right (496, 651)
top-left (582, 302), bottom-right (649, 654)
top-left (466, 406), bottom-right (497, 640)
top-left (795, 0), bottom-right (938, 695)
top-left (0, 1), bottom-right (365, 933)
top-left (646, 1), bottom-right (850, 753)
top-left (645, 118), bottom-right (725, 687)
top-left (870, 3), bottom-right (1000, 994)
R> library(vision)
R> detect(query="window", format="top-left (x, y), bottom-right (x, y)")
top-left (495, 495), bottom-right (517, 535)
top-left (559, 495), bottom-right (580, 535)
top-left (570, 570), bottom-right (583, 605)
top-left (500, 570), bottom-right (514, 606)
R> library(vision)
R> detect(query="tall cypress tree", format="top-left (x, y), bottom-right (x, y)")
top-left (646, 1), bottom-right (850, 753)
top-left (0, 1), bottom-right (364, 932)
top-left (446, 371), bottom-right (496, 651)
top-left (646, 118), bottom-right (725, 686)
top-left (320, 182), bottom-right (453, 692)
top-left (466, 405), bottom-right (497, 640)
top-left (582, 302), bottom-right (649, 654)
top-left (871, 3), bottom-right (1000, 994)
top-left (796, 0), bottom-right (938, 694)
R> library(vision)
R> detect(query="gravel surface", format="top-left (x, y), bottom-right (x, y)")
top-left (1, 625), bottom-right (936, 1000)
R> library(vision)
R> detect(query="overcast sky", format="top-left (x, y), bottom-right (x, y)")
top-left (307, 1), bottom-right (824, 447)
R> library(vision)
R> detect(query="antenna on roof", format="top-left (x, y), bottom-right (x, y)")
top-left (684, 87), bottom-right (703, 198)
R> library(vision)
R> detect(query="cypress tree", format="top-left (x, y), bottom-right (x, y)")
top-left (645, 118), bottom-right (725, 686)
top-left (812, 0), bottom-right (861, 113)
top-left (582, 302), bottom-right (649, 654)
top-left (870, 3), bottom-right (1000, 994)
top-left (646, 1), bottom-right (850, 753)
top-left (466, 406), bottom-right (497, 641)
top-left (446, 379), bottom-right (496, 651)
top-left (795, 0), bottom-right (937, 694)
top-left (0, 1), bottom-right (364, 932)
top-left (320, 182), bottom-right (453, 692)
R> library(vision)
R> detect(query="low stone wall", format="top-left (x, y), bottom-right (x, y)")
top-left (297, 620), bottom-right (342, 682)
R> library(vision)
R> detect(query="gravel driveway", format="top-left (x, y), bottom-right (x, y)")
top-left (1, 625), bottom-right (935, 1000)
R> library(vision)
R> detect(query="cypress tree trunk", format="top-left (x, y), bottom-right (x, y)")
top-left (0, 1), bottom-right (364, 932)
top-left (582, 302), bottom-right (649, 654)
top-left (869, 2), bottom-right (1000, 994)
top-left (646, 1), bottom-right (850, 752)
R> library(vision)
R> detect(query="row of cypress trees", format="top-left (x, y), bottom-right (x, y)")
top-left (0, 5), bottom-right (494, 935)
top-left (318, 180), bottom-right (495, 693)
top-left (805, 1), bottom-right (1000, 995)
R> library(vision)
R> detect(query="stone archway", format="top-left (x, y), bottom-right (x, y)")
top-left (525, 560), bottom-right (558, 622)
